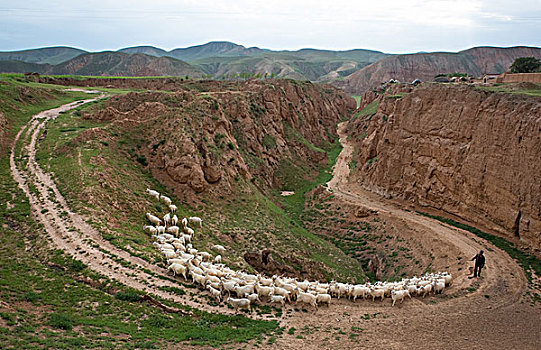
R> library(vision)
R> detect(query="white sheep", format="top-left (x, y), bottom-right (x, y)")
top-left (145, 188), bottom-right (160, 200)
top-left (246, 293), bottom-right (260, 304)
top-left (156, 225), bottom-right (166, 234)
top-left (211, 244), bottom-right (226, 254)
top-left (146, 213), bottom-right (162, 226)
top-left (391, 290), bottom-right (410, 306)
top-left (169, 204), bottom-right (177, 213)
top-left (181, 217), bottom-right (188, 227)
top-left (227, 297), bottom-right (251, 311)
top-left (370, 288), bottom-right (385, 302)
top-left (420, 284), bottom-right (432, 297)
top-left (171, 214), bottom-right (178, 226)
top-left (255, 284), bottom-right (274, 299)
top-left (297, 291), bottom-right (317, 307)
top-left (316, 293), bottom-right (331, 306)
top-left (221, 280), bottom-right (237, 297)
top-left (207, 285), bottom-right (222, 301)
top-left (270, 294), bottom-right (286, 306)
top-left (234, 284), bottom-right (255, 298)
top-left (184, 226), bottom-right (195, 236)
top-left (160, 195), bottom-right (172, 206)
top-left (273, 286), bottom-right (290, 302)
top-left (191, 272), bottom-right (207, 287)
top-left (166, 225), bottom-right (180, 236)
top-left (143, 225), bottom-right (157, 235)
top-left (188, 216), bottom-right (202, 227)
top-left (214, 255), bottom-right (222, 264)
top-left (432, 280), bottom-right (445, 294)
top-left (163, 213), bottom-right (171, 226)
top-left (349, 285), bottom-right (369, 301)
top-left (168, 263), bottom-right (187, 279)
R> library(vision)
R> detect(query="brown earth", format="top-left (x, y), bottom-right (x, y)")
top-left (341, 46), bottom-right (541, 94)
top-left (348, 83), bottom-right (541, 254)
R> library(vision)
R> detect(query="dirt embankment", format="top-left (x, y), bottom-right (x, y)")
top-left (80, 79), bottom-right (355, 202)
top-left (348, 83), bottom-right (541, 253)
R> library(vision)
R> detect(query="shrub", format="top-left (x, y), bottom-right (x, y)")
top-left (262, 134), bottom-right (277, 150)
top-left (115, 290), bottom-right (141, 302)
top-left (136, 155), bottom-right (148, 166)
top-left (70, 258), bottom-right (86, 272)
top-left (49, 313), bottom-right (73, 331)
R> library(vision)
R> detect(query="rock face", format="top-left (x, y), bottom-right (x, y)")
top-left (82, 79), bottom-right (355, 201)
top-left (348, 84), bottom-right (541, 251)
top-left (342, 46), bottom-right (541, 94)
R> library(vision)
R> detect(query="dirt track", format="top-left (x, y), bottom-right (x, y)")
top-left (10, 103), bottom-right (541, 349)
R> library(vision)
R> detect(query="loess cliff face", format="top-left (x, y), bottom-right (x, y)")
top-left (81, 79), bottom-right (354, 202)
top-left (348, 83), bottom-right (541, 251)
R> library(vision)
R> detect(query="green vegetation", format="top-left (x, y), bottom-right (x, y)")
top-left (351, 100), bottom-right (378, 121)
top-left (351, 95), bottom-right (362, 108)
top-left (417, 212), bottom-right (541, 287)
top-left (283, 122), bottom-right (326, 153)
top-left (476, 83), bottom-right (541, 97)
top-left (510, 57), bottom-right (541, 73)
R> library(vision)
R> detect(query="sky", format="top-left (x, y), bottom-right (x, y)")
top-left (0, 0), bottom-right (540, 53)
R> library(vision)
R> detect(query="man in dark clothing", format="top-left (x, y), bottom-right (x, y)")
top-left (471, 250), bottom-right (485, 277)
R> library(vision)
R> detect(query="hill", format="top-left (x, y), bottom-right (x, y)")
top-left (341, 46), bottom-right (541, 93)
top-left (0, 46), bottom-right (87, 65)
top-left (0, 51), bottom-right (203, 77)
top-left (52, 51), bottom-right (202, 77)
top-left (118, 45), bottom-right (170, 57)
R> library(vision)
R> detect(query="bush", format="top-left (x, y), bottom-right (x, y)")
top-left (262, 134), bottom-right (277, 149)
top-left (70, 258), bottom-right (86, 272)
top-left (136, 155), bottom-right (148, 166)
top-left (49, 313), bottom-right (73, 331)
top-left (23, 291), bottom-right (40, 303)
top-left (115, 290), bottom-right (141, 302)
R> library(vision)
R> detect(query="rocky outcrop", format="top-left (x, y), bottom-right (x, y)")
top-left (342, 46), bottom-right (541, 94)
top-left (348, 83), bottom-right (541, 251)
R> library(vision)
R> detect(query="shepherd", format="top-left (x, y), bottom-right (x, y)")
top-left (471, 250), bottom-right (486, 278)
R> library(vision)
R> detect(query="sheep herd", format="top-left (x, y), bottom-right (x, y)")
top-left (144, 188), bottom-right (453, 311)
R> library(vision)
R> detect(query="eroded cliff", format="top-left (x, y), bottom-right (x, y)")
top-left (348, 83), bottom-right (541, 252)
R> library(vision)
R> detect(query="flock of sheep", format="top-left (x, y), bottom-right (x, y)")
top-left (144, 188), bottom-right (453, 311)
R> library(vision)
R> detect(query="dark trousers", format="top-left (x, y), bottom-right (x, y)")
top-left (474, 265), bottom-right (483, 277)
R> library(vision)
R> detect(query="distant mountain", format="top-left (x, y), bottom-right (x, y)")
top-left (118, 46), bottom-right (170, 57)
top-left (341, 46), bottom-right (541, 93)
top-left (0, 42), bottom-right (389, 81)
top-left (0, 46), bottom-right (87, 65)
top-left (174, 42), bottom-right (389, 81)
top-left (169, 41), bottom-right (266, 61)
top-left (53, 52), bottom-right (203, 77)
top-left (0, 52), bottom-right (203, 77)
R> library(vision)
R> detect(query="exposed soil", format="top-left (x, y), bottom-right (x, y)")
top-left (10, 101), bottom-right (541, 349)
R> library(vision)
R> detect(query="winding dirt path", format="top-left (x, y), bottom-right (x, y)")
top-left (9, 96), bottom-right (241, 317)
